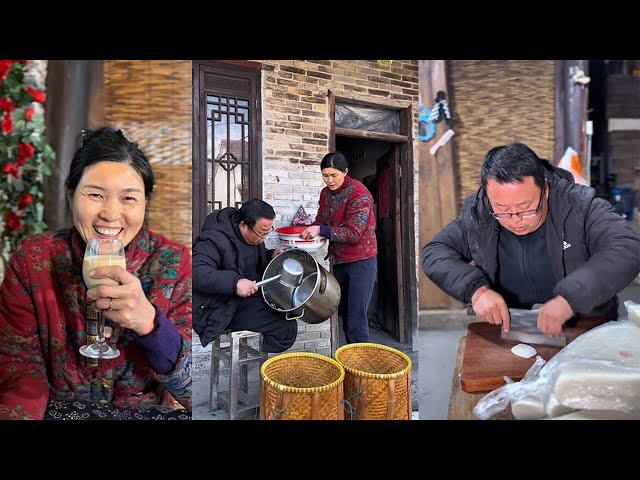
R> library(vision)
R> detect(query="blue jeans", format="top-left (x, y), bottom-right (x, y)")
top-left (332, 257), bottom-right (377, 344)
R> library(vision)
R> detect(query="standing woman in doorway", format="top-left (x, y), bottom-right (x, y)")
top-left (301, 152), bottom-right (377, 343)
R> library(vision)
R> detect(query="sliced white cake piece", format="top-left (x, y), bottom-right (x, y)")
top-left (511, 344), bottom-right (537, 359)
top-left (512, 394), bottom-right (545, 420)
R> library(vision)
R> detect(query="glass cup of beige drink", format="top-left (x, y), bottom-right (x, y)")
top-left (79, 238), bottom-right (126, 359)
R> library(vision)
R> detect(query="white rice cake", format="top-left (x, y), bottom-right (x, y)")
top-left (545, 392), bottom-right (576, 418)
top-left (627, 301), bottom-right (640, 328)
top-left (511, 344), bottom-right (537, 359)
top-left (512, 394), bottom-right (545, 420)
top-left (549, 410), bottom-right (640, 420)
top-left (552, 322), bottom-right (640, 413)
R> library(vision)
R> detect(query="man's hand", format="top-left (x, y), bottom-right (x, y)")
top-left (236, 278), bottom-right (258, 297)
top-left (273, 246), bottom-right (291, 257)
top-left (537, 295), bottom-right (573, 336)
top-left (471, 286), bottom-right (511, 331)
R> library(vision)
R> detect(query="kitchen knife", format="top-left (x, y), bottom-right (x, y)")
top-left (501, 307), bottom-right (567, 347)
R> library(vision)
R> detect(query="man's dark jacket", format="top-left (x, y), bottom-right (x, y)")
top-left (422, 162), bottom-right (640, 319)
top-left (192, 208), bottom-right (273, 347)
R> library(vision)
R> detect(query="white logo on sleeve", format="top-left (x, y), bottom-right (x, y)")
top-left (563, 241), bottom-right (572, 250)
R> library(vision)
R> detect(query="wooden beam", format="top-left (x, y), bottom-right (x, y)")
top-left (555, 60), bottom-right (589, 173)
top-left (87, 61), bottom-right (104, 130)
top-left (554, 60), bottom-right (566, 165)
top-left (400, 112), bottom-right (418, 349)
top-left (208, 60), bottom-right (262, 69)
top-left (334, 127), bottom-right (408, 143)
top-left (418, 60), bottom-right (458, 309)
top-left (328, 90), bottom-right (336, 152)
top-left (44, 60), bottom-right (93, 232)
top-left (334, 94), bottom-right (407, 110)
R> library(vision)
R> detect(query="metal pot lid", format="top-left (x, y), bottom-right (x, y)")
top-left (279, 258), bottom-right (304, 288)
top-left (292, 273), bottom-right (318, 308)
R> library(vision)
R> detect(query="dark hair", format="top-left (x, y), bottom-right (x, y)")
top-left (320, 151), bottom-right (349, 172)
top-left (65, 127), bottom-right (155, 199)
top-left (238, 198), bottom-right (275, 228)
top-left (480, 143), bottom-right (546, 190)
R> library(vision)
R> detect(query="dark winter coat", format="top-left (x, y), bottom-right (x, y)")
top-left (422, 162), bottom-right (640, 319)
top-left (192, 208), bottom-right (272, 347)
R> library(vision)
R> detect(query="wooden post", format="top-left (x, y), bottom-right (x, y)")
top-left (418, 60), bottom-right (459, 309)
top-left (44, 60), bottom-right (102, 231)
top-left (554, 60), bottom-right (589, 173)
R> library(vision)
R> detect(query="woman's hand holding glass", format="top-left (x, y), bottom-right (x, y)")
top-left (86, 265), bottom-right (156, 337)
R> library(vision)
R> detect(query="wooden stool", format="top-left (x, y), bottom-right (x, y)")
top-left (210, 330), bottom-right (269, 420)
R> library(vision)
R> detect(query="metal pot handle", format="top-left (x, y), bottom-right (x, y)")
top-left (286, 308), bottom-right (305, 321)
top-left (319, 269), bottom-right (327, 294)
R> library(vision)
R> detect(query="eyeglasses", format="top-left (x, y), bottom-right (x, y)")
top-left (490, 187), bottom-right (545, 221)
top-left (249, 224), bottom-right (274, 239)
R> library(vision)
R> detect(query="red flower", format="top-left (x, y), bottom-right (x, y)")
top-left (0, 97), bottom-right (15, 113)
top-left (18, 193), bottom-right (34, 210)
top-left (0, 61), bottom-right (11, 83)
top-left (5, 211), bottom-right (23, 232)
top-left (25, 87), bottom-right (46, 104)
top-left (1, 114), bottom-right (13, 134)
top-left (16, 142), bottom-right (35, 166)
top-left (3, 162), bottom-right (19, 177)
top-left (24, 107), bottom-right (35, 122)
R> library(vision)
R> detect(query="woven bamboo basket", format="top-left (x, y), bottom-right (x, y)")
top-left (260, 352), bottom-right (345, 420)
top-left (335, 343), bottom-right (412, 420)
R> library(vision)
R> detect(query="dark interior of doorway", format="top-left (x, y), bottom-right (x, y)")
top-left (588, 60), bottom-right (631, 196)
top-left (588, 60), bottom-right (609, 196)
top-left (335, 135), bottom-right (403, 342)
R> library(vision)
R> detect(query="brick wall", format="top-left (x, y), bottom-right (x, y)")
top-left (254, 60), bottom-right (420, 354)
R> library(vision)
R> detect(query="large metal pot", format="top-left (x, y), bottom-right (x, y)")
top-left (261, 249), bottom-right (341, 324)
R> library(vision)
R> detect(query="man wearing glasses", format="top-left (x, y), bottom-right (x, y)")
top-left (193, 198), bottom-right (296, 353)
top-left (422, 143), bottom-right (640, 336)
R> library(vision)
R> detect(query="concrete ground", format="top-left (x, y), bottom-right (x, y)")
top-left (418, 280), bottom-right (640, 420)
top-left (193, 320), bottom-right (419, 420)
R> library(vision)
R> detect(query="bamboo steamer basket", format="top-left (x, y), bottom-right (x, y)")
top-left (260, 352), bottom-right (345, 420)
top-left (335, 343), bottom-right (412, 420)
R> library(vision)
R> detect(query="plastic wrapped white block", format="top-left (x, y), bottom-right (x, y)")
top-left (552, 361), bottom-right (640, 413)
top-left (545, 392), bottom-right (576, 418)
top-left (548, 410), bottom-right (640, 420)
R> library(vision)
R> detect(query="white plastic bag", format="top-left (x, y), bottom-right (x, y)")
top-left (557, 147), bottom-right (588, 186)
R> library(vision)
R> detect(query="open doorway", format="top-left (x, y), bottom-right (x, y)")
top-left (336, 137), bottom-right (402, 341)
top-left (328, 92), bottom-right (418, 349)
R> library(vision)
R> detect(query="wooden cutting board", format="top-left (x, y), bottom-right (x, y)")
top-left (460, 318), bottom-right (605, 393)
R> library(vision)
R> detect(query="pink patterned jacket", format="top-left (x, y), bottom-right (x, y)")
top-left (314, 175), bottom-right (377, 265)
top-left (0, 228), bottom-right (191, 420)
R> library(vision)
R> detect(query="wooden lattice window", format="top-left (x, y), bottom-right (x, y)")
top-left (207, 95), bottom-right (251, 212)
top-left (192, 61), bottom-right (262, 239)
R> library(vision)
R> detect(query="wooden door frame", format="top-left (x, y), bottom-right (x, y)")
top-left (192, 60), bottom-right (263, 242)
top-left (328, 91), bottom-right (418, 349)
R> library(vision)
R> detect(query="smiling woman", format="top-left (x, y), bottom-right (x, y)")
top-left (0, 127), bottom-right (192, 420)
